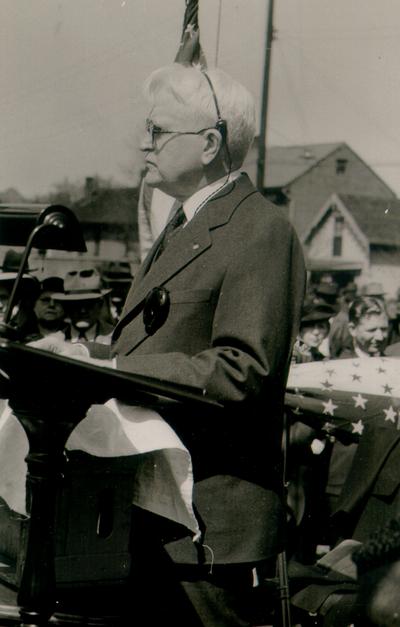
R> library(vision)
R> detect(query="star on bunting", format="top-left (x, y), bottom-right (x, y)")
top-left (353, 394), bottom-right (368, 410)
top-left (322, 399), bottom-right (338, 416)
top-left (352, 374), bottom-right (362, 382)
top-left (384, 406), bottom-right (397, 423)
top-left (321, 380), bottom-right (333, 389)
top-left (383, 384), bottom-right (394, 395)
top-left (352, 420), bottom-right (364, 435)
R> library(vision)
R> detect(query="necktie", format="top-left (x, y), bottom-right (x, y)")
top-left (77, 328), bottom-right (88, 340)
top-left (153, 204), bottom-right (186, 262)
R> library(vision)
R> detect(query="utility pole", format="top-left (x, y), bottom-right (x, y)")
top-left (256, 0), bottom-right (275, 192)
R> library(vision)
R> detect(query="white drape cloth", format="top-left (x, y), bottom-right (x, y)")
top-left (0, 399), bottom-right (200, 539)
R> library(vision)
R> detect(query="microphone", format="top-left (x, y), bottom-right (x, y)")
top-left (112, 286), bottom-right (170, 341)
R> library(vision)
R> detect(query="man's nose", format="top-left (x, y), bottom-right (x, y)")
top-left (140, 133), bottom-right (153, 152)
top-left (374, 329), bottom-right (385, 341)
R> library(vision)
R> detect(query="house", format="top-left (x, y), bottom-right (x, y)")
top-left (302, 193), bottom-right (400, 296)
top-left (36, 179), bottom-right (140, 278)
top-left (243, 142), bottom-right (396, 237)
top-left (72, 180), bottom-right (139, 261)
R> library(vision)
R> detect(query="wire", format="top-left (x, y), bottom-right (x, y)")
top-left (214, 0), bottom-right (223, 67)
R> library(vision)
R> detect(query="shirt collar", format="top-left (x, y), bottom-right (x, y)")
top-left (70, 324), bottom-right (97, 342)
top-left (182, 170), bottom-right (242, 224)
top-left (354, 344), bottom-right (372, 359)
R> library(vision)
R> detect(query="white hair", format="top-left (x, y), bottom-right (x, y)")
top-left (143, 64), bottom-right (256, 169)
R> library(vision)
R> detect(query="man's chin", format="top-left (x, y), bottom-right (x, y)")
top-left (143, 167), bottom-right (161, 187)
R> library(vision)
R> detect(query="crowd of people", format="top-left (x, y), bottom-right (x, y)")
top-left (0, 249), bottom-right (132, 345)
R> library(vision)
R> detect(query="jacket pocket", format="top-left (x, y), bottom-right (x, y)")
top-left (169, 289), bottom-right (214, 304)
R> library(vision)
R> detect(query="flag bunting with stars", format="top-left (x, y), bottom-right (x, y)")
top-left (285, 357), bottom-right (400, 442)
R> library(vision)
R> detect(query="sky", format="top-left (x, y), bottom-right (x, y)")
top-left (1, 0), bottom-right (400, 198)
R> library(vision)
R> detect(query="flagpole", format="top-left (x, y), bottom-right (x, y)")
top-left (256, 0), bottom-right (275, 192)
top-left (214, 0), bottom-right (223, 67)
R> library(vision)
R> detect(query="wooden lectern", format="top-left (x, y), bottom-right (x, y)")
top-left (0, 339), bottom-right (220, 626)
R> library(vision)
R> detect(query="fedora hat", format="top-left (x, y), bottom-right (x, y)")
top-left (101, 261), bottom-right (133, 286)
top-left (52, 268), bottom-right (111, 301)
top-left (39, 276), bottom-right (65, 295)
top-left (0, 249), bottom-right (37, 283)
top-left (315, 282), bottom-right (338, 297)
top-left (361, 282), bottom-right (385, 297)
top-left (0, 249), bottom-right (38, 296)
top-left (301, 302), bottom-right (336, 325)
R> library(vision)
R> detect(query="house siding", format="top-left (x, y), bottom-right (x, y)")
top-left (305, 211), bottom-right (366, 263)
top-left (288, 145), bottom-right (395, 237)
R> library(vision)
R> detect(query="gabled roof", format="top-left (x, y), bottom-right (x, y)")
top-left (74, 188), bottom-right (139, 225)
top-left (264, 142), bottom-right (344, 188)
top-left (338, 194), bottom-right (400, 247)
top-left (304, 192), bottom-right (400, 248)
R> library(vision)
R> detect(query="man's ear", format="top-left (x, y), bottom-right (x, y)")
top-left (201, 129), bottom-right (223, 165)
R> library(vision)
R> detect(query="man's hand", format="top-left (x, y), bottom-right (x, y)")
top-left (28, 336), bottom-right (90, 359)
top-left (27, 337), bottom-right (114, 368)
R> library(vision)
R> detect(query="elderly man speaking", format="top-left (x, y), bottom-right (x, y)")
top-left (34, 64), bottom-right (305, 625)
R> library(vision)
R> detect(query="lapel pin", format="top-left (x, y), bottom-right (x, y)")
top-left (192, 243), bottom-right (200, 250)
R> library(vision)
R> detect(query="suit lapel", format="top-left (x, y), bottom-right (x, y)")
top-left (114, 174), bottom-right (257, 340)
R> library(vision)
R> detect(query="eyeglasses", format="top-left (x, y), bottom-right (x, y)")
top-left (145, 119), bottom-right (212, 148)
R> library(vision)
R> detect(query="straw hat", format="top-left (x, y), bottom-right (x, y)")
top-left (52, 269), bottom-right (111, 301)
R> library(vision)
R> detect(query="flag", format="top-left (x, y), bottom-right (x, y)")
top-left (174, 0), bottom-right (207, 69)
top-left (138, 1), bottom-right (208, 259)
top-left (285, 357), bottom-right (400, 442)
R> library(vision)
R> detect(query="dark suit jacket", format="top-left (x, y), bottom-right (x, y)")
top-left (93, 174), bottom-right (306, 565)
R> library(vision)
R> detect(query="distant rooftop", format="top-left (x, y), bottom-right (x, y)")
top-left (264, 142), bottom-right (344, 188)
top-left (338, 193), bottom-right (400, 247)
top-left (74, 187), bottom-right (138, 225)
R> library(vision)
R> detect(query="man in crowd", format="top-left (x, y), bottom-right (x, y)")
top-left (101, 261), bottom-right (133, 321)
top-left (23, 277), bottom-right (67, 341)
top-left (340, 295), bottom-right (389, 359)
top-left (325, 296), bottom-right (390, 531)
top-left (34, 64), bottom-right (305, 626)
top-left (0, 249), bottom-right (39, 337)
top-left (52, 268), bottom-right (113, 344)
top-left (328, 281), bottom-right (358, 358)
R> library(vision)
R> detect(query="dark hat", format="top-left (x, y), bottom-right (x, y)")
top-left (301, 303), bottom-right (336, 324)
top-left (361, 282), bottom-right (385, 297)
top-left (39, 276), bottom-right (64, 294)
top-left (52, 268), bottom-right (111, 301)
top-left (0, 249), bottom-right (25, 272)
top-left (102, 261), bottom-right (133, 286)
top-left (0, 249), bottom-right (38, 289)
top-left (341, 281), bottom-right (357, 295)
top-left (315, 283), bottom-right (339, 297)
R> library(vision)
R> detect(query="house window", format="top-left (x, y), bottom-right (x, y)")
top-left (336, 158), bottom-right (348, 174)
top-left (333, 214), bottom-right (344, 256)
